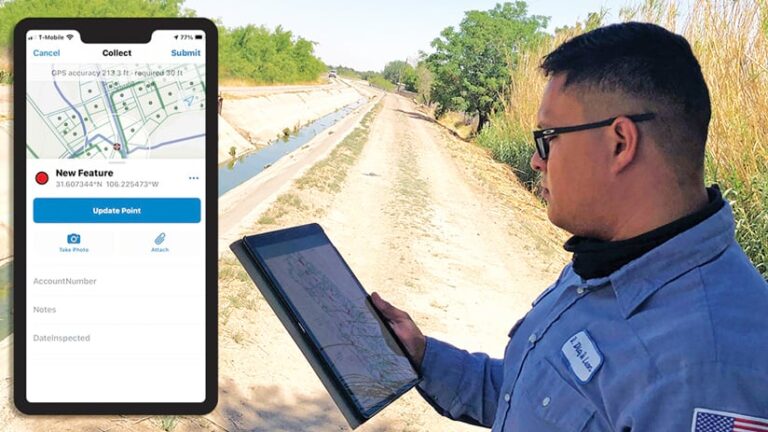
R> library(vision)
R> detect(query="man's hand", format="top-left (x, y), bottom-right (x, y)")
top-left (371, 292), bottom-right (427, 370)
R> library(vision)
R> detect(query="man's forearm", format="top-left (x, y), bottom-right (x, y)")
top-left (417, 337), bottom-right (504, 427)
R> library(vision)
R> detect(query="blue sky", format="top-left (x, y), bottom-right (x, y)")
top-left (184, 0), bottom-right (632, 71)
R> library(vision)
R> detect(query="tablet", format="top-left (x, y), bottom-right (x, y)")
top-left (231, 223), bottom-right (420, 428)
top-left (14, 18), bottom-right (218, 414)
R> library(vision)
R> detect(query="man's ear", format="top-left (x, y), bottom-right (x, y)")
top-left (609, 116), bottom-right (640, 174)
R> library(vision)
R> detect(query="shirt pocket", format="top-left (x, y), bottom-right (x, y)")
top-left (516, 357), bottom-right (596, 432)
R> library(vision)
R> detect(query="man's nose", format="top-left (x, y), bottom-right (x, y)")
top-left (530, 150), bottom-right (546, 173)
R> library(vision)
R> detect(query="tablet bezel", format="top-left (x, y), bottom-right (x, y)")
top-left (238, 223), bottom-right (420, 423)
top-left (13, 18), bottom-right (218, 415)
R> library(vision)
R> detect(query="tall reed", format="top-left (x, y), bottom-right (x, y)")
top-left (478, 0), bottom-right (767, 276)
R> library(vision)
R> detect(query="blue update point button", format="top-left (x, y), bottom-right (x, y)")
top-left (34, 198), bottom-right (201, 223)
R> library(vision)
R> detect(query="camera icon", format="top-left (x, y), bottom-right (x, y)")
top-left (67, 233), bottom-right (81, 244)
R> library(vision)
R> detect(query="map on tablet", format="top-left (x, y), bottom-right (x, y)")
top-left (231, 223), bottom-right (420, 428)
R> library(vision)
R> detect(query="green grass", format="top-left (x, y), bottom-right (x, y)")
top-left (218, 256), bottom-right (263, 328)
top-left (366, 75), bottom-right (395, 92)
top-left (476, 116), bottom-right (538, 190)
top-left (253, 100), bottom-right (382, 229)
top-left (257, 193), bottom-right (308, 225)
top-left (707, 158), bottom-right (768, 276)
top-left (155, 415), bottom-right (178, 432)
top-left (295, 101), bottom-right (382, 194)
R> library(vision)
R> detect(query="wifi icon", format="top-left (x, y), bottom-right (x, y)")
top-left (66, 34), bottom-right (73, 40)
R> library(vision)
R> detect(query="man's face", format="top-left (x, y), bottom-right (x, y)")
top-left (531, 74), bottom-right (614, 237)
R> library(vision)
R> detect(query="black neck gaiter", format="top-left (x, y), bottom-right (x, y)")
top-left (564, 186), bottom-right (725, 280)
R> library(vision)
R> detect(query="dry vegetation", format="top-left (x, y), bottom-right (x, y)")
top-left (479, 0), bottom-right (768, 276)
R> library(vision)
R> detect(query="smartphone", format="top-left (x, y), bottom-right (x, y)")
top-left (13, 18), bottom-right (217, 414)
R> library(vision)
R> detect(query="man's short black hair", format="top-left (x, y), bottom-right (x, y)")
top-left (541, 22), bottom-right (711, 180)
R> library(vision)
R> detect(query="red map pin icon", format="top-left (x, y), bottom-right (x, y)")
top-left (35, 171), bottom-right (49, 185)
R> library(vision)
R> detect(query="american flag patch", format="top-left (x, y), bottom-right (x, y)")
top-left (692, 408), bottom-right (768, 432)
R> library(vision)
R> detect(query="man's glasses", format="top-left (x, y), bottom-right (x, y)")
top-left (532, 113), bottom-right (655, 160)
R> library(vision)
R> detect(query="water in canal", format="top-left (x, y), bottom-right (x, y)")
top-left (218, 98), bottom-right (367, 196)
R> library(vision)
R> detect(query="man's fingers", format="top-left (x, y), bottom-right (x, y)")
top-left (371, 292), bottom-right (409, 321)
top-left (371, 292), bottom-right (394, 314)
top-left (371, 292), bottom-right (426, 369)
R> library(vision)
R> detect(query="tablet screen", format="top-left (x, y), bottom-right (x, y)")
top-left (243, 226), bottom-right (418, 416)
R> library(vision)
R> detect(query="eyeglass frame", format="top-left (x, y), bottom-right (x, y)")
top-left (532, 113), bottom-right (656, 160)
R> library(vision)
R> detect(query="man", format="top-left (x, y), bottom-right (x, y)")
top-left (372, 22), bottom-right (768, 431)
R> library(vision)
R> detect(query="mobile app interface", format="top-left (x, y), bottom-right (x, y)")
top-left (25, 29), bottom-right (206, 402)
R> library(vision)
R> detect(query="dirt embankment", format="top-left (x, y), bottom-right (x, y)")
top-left (218, 80), bottom-right (363, 164)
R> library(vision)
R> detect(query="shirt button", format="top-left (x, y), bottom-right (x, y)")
top-left (528, 333), bottom-right (537, 344)
top-left (542, 396), bottom-right (551, 407)
top-left (576, 287), bottom-right (586, 295)
top-left (504, 393), bottom-right (511, 402)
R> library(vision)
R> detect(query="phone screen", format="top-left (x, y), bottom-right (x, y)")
top-left (22, 27), bottom-right (208, 404)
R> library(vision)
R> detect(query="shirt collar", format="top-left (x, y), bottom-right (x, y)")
top-left (588, 199), bottom-right (735, 318)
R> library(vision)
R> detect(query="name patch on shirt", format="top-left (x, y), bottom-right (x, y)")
top-left (561, 330), bottom-right (603, 383)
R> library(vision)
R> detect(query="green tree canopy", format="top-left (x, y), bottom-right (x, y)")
top-left (0, 0), bottom-right (327, 85)
top-left (218, 24), bottom-right (325, 84)
top-left (415, 60), bottom-right (434, 104)
top-left (554, 9), bottom-right (606, 35)
top-left (427, 1), bottom-right (548, 131)
top-left (0, 0), bottom-right (189, 47)
top-left (382, 60), bottom-right (417, 91)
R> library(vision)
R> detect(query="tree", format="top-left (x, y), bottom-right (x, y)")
top-left (0, 0), bottom-right (191, 81)
top-left (0, 0), bottom-right (189, 47)
top-left (427, 1), bottom-right (548, 131)
top-left (218, 24), bottom-right (325, 84)
top-left (382, 60), bottom-right (417, 91)
top-left (554, 9), bottom-right (606, 35)
top-left (330, 65), bottom-right (363, 79)
top-left (415, 60), bottom-right (434, 105)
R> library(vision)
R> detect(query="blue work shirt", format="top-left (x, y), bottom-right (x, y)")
top-left (417, 200), bottom-right (768, 431)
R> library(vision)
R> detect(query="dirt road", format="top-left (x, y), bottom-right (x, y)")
top-left (0, 92), bottom-right (568, 431)
top-left (209, 93), bottom-right (568, 431)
